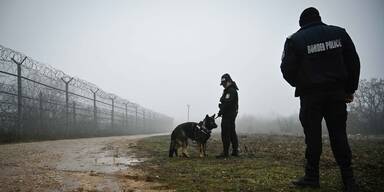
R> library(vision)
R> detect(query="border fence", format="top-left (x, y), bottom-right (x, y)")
top-left (0, 45), bottom-right (173, 142)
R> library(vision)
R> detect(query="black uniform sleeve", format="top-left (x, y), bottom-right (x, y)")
top-left (280, 38), bottom-right (300, 87)
top-left (342, 30), bottom-right (360, 94)
top-left (219, 88), bottom-right (237, 115)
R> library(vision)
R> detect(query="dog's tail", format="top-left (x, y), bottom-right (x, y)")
top-left (169, 132), bottom-right (176, 157)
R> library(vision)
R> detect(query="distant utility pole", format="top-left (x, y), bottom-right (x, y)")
top-left (187, 104), bottom-right (190, 121)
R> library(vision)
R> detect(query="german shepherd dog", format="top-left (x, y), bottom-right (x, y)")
top-left (169, 114), bottom-right (217, 158)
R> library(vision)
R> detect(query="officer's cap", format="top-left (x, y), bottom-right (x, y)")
top-left (299, 7), bottom-right (322, 27)
top-left (220, 73), bottom-right (233, 85)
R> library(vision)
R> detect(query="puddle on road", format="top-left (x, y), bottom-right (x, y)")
top-left (49, 136), bottom-right (162, 192)
top-left (56, 147), bottom-right (143, 191)
top-left (57, 148), bottom-right (142, 174)
top-left (93, 156), bottom-right (142, 173)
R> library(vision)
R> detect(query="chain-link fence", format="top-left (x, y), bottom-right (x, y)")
top-left (0, 45), bottom-right (173, 142)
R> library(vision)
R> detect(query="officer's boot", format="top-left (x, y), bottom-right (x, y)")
top-left (215, 151), bottom-right (229, 159)
top-left (217, 132), bottom-right (230, 159)
top-left (231, 131), bottom-right (240, 157)
top-left (216, 145), bottom-right (230, 159)
top-left (231, 137), bottom-right (240, 157)
top-left (292, 164), bottom-right (320, 188)
top-left (341, 167), bottom-right (358, 192)
top-left (231, 148), bottom-right (240, 157)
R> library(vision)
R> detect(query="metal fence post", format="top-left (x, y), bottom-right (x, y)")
top-left (11, 56), bottom-right (27, 138)
top-left (143, 109), bottom-right (146, 129)
top-left (39, 92), bottom-right (43, 136)
top-left (124, 103), bottom-right (128, 129)
top-left (147, 111), bottom-right (151, 130)
top-left (135, 105), bottom-right (138, 129)
top-left (110, 97), bottom-right (115, 129)
top-left (90, 88), bottom-right (99, 129)
top-left (72, 101), bottom-right (76, 129)
top-left (61, 77), bottom-right (74, 136)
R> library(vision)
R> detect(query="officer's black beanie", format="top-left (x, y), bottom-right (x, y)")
top-left (299, 7), bottom-right (322, 27)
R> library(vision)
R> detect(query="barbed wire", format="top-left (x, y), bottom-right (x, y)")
top-left (0, 44), bottom-right (172, 141)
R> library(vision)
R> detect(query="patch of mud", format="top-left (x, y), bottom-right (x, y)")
top-left (95, 156), bottom-right (141, 171)
top-left (56, 145), bottom-right (142, 174)
top-left (58, 171), bottom-right (121, 192)
top-left (0, 133), bottom-right (170, 192)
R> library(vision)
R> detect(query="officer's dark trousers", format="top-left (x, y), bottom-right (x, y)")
top-left (299, 90), bottom-right (353, 179)
top-left (221, 113), bottom-right (238, 154)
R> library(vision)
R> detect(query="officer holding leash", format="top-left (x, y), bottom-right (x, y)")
top-left (280, 7), bottom-right (360, 191)
top-left (216, 73), bottom-right (239, 158)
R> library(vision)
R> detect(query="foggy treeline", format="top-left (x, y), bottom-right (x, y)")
top-left (236, 78), bottom-right (384, 136)
top-left (0, 45), bottom-right (173, 143)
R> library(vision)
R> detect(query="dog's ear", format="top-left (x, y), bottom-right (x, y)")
top-left (212, 114), bottom-right (216, 118)
top-left (205, 114), bottom-right (209, 119)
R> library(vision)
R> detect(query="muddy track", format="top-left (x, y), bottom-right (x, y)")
top-left (0, 134), bottom-right (171, 192)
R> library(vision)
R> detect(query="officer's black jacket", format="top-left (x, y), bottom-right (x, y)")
top-left (280, 21), bottom-right (360, 97)
top-left (219, 83), bottom-right (239, 116)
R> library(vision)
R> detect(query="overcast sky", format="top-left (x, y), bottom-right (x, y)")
top-left (0, 0), bottom-right (383, 124)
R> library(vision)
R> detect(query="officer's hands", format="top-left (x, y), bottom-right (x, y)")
top-left (218, 103), bottom-right (222, 117)
top-left (345, 94), bottom-right (354, 103)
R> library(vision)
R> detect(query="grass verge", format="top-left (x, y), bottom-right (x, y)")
top-left (130, 134), bottom-right (384, 192)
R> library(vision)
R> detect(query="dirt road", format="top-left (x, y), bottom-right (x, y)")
top-left (0, 134), bottom-right (169, 192)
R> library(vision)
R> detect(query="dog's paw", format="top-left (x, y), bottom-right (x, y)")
top-left (182, 153), bottom-right (190, 158)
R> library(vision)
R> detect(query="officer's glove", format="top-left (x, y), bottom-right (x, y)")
top-left (345, 94), bottom-right (354, 103)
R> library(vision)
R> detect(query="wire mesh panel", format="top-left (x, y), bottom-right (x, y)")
top-left (0, 45), bottom-right (173, 142)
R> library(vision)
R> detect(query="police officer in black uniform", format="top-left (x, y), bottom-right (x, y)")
top-left (216, 73), bottom-right (239, 158)
top-left (280, 7), bottom-right (360, 191)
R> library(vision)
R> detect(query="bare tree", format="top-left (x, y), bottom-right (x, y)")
top-left (350, 78), bottom-right (384, 134)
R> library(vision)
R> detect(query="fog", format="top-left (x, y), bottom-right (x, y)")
top-left (1, 0), bottom-right (383, 125)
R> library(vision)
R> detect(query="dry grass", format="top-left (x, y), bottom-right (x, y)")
top-left (130, 134), bottom-right (384, 192)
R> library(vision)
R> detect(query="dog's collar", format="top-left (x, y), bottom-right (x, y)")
top-left (196, 124), bottom-right (211, 135)
top-left (201, 128), bottom-right (211, 135)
